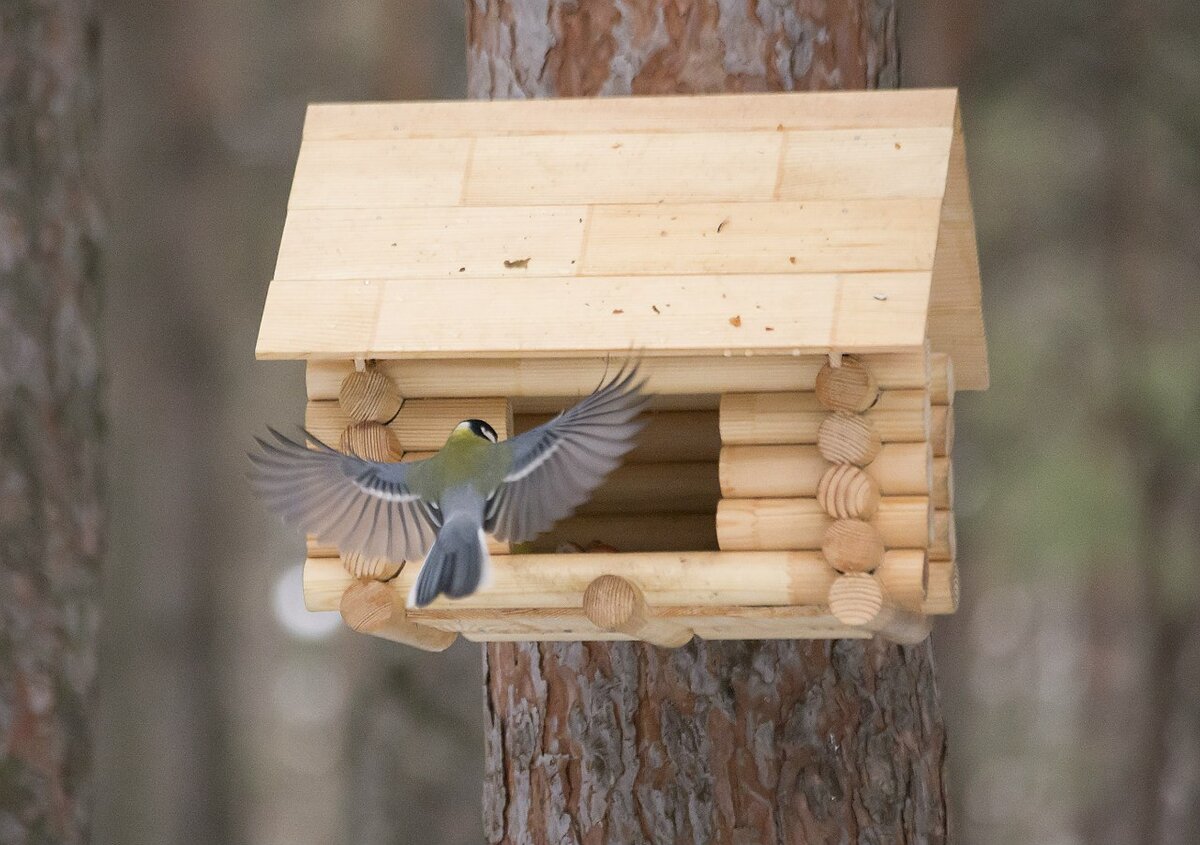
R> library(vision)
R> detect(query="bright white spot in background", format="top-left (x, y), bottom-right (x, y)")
top-left (272, 564), bottom-right (341, 640)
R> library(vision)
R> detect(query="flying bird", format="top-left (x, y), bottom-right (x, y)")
top-left (248, 365), bottom-right (648, 607)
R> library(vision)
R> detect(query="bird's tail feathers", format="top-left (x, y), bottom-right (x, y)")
top-left (408, 517), bottom-right (492, 608)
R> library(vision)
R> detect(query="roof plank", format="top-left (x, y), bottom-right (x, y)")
top-left (273, 199), bottom-right (940, 281)
top-left (301, 90), bottom-right (960, 140)
top-left (256, 273), bottom-right (930, 360)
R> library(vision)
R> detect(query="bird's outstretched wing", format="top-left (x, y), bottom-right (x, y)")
top-left (485, 364), bottom-right (649, 543)
top-left (247, 428), bottom-right (439, 562)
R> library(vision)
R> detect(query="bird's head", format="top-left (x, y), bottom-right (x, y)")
top-left (453, 418), bottom-right (498, 443)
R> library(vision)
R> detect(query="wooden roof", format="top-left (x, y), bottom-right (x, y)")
top-left (257, 90), bottom-right (987, 389)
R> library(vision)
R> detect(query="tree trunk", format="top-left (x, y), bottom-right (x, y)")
top-left (469, 2), bottom-right (949, 843)
top-left (0, 2), bottom-right (104, 844)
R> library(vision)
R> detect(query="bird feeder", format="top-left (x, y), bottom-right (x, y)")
top-left (256, 89), bottom-right (986, 649)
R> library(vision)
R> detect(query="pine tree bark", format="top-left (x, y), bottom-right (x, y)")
top-left (469, 1), bottom-right (950, 842)
top-left (0, 2), bottom-right (104, 843)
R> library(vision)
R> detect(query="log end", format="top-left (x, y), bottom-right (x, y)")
top-left (822, 519), bottom-right (884, 573)
top-left (815, 356), bottom-right (879, 412)
top-left (338, 369), bottom-right (403, 423)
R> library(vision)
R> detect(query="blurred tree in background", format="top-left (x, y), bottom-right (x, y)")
top-left (905, 1), bottom-right (1200, 842)
top-left (0, 2), bottom-right (103, 843)
top-left (0, 0), bottom-right (1180, 843)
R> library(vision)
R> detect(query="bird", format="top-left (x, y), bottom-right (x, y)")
top-left (247, 364), bottom-right (649, 607)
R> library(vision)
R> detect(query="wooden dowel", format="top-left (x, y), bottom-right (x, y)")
top-left (338, 421), bottom-right (401, 461)
top-left (923, 561), bottom-right (960, 614)
top-left (720, 389), bottom-right (930, 446)
top-left (516, 409), bottom-right (720, 463)
top-left (931, 405), bottom-right (954, 458)
top-left (930, 511), bottom-right (955, 562)
top-left (306, 397), bottom-right (513, 452)
top-left (307, 353), bottom-right (934, 401)
top-left (720, 442), bottom-right (933, 498)
top-left (933, 457), bottom-right (953, 509)
top-left (717, 496), bottom-right (931, 552)
top-left (583, 575), bottom-right (694, 648)
top-left (816, 414), bottom-right (882, 466)
top-left (339, 580), bottom-right (457, 651)
top-left (815, 356), bottom-right (879, 412)
top-left (873, 549), bottom-right (928, 610)
top-left (304, 550), bottom-right (929, 613)
top-left (576, 463), bottom-right (720, 514)
top-left (827, 573), bottom-right (931, 644)
top-left (529, 513), bottom-right (718, 553)
top-left (930, 352), bottom-right (955, 405)
top-left (817, 464), bottom-right (880, 519)
top-left (821, 520), bottom-right (884, 572)
top-left (308, 534), bottom-right (511, 559)
top-left (338, 369), bottom-right (403, 423)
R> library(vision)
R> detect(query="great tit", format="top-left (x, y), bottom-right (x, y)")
top-left (248, 365), bottom-right (648, 607)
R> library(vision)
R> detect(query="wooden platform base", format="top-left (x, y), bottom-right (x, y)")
top-left (304, 553), bottom-right (945, 647)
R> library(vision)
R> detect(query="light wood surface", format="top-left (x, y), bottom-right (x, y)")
top-left (719, 442), bottom-right (934, 498)
top-left (257, 272), bottom-right (932, 360)
top-left (262, 91), bottom-right (987, 388)
top-left (306, 397), bottom-right (512, 451)
top-left (307, 534), bottom-right (510, 559)
top-left (304, 550), bottom-right (929, 613)
top-left (815, 356), bottom-right (879, 412)
top-left (931, 511), bottom-right (956, 562)
top-left (720, 389), bottom-right (930, 445)
top-left (582, 575), bottom-right (694, 648)
top-left (300, 90), bottom-right (961, 140)
top-left (275, 201), bottom-right (940, 278)
top-left (338, 368), bottom-right (403, 422)
top-left (816, 464), bottom-right (880, 519)
top-left (924, 561), bottom-right (960, 614)
top-left (816, 414), bottom-right (882, 466)
top-left (820, 519), bottom-right (884, 572)
top-left (827, 573), bottom-right (931, 644)
top-left (717, 496), bottom-right (931, 551)
top-left (305, 353), bottom-right (933, 400)
top-left (927, 107), bottom-right (989, 389)
top-left (932, 405), bottom-right (954, 458)
top-left (337, 421), bottom-right (401, 462)
top-left (933, 457), bottom-right (953, 509)
top-left (339, 579), bottom-right (457, 651)
top-left (930, 352), bottom-right (955, 404)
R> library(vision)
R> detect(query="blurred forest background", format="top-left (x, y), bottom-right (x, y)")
top-left (82, 0), bottom-right (1200, 844)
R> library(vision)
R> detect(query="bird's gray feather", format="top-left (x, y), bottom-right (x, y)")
top-left (484, 364), bottom-right (649, 543)
top-left (246, 428), bottom-right (439, 562)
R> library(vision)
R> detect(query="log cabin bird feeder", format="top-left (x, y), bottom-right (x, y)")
top-left (256, 89), bottom-right (987, 650)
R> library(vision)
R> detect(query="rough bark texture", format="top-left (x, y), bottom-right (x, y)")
top-left (0, 2), bottom-right (104, 844)
top-left (471, 2), bottom-right (949, 842)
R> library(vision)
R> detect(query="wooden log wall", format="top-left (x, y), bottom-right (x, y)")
top-left (303, 351), bottom-right (958, 645)
top-left (715, 350), bottom-right (959, 639)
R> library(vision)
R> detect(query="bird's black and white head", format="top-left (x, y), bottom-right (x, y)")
top-left (454, 418), bottom-right (498, 443)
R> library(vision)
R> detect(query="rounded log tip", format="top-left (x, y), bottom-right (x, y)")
top-left (828, 573), bottom-right (885, 626)
top-left (817, 464), bottom-right (880, 519)
top-left (822, 519), bottom-right (884, 573)
top-left (341, 551), bottom-right (404, 581)
top-left (583, 574), bottom-right (642, 629)
top-left (340, 579), bottom-right (397, 631)
top-left (815, 356), bottom-right (879, 412)
top-left (339, 369), bottom-right (403, 423)
top-left (339, 421), bottom-right (401, 461)
top-left (817, 413), bottom-right (882, 466)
